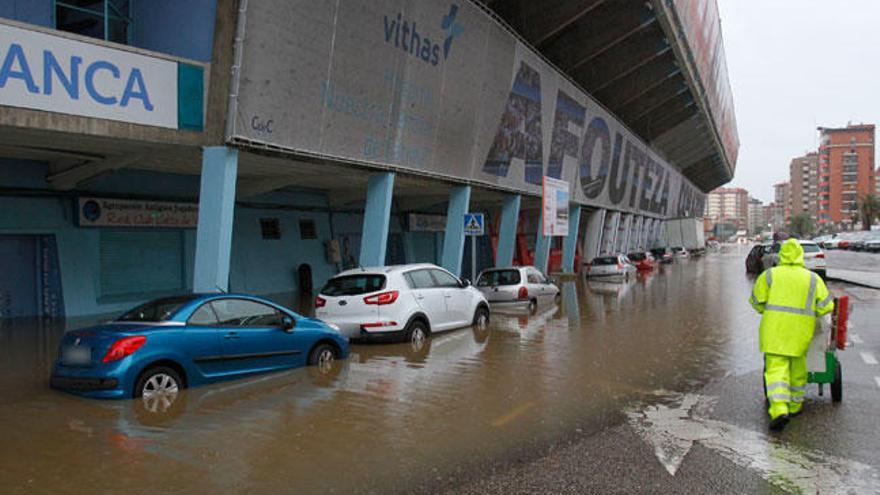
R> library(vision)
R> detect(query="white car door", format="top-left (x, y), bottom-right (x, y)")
top-left (404, 269), bottom-right (450, 330)
top-left (429, 268), bottom-right (471, 328)
top-left (526, 269), bottom-right (551, 304)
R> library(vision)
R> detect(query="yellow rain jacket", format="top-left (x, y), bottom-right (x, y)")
top-left (750, 239), bottom-right (835, 356)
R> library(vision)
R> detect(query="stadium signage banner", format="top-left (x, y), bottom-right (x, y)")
top-left (229, 1), bottom-right (705, 219)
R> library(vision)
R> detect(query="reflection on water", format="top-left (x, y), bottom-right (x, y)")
top-left (0, 253), bottom-right (767, 494)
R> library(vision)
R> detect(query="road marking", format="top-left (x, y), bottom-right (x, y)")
top-left (850, 334), bottom-right (864, 344)
top-left (861, 352), bottom-right (878, 365)
top-left (627, 393), bottom-right (879, 492)
top-left (491, 401), bottom-right (536, 427)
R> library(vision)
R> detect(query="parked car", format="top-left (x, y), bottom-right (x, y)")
top-left (315, 264), bottom-right (490, 345)
top-left (585, 254), bottom-right (636, 279)
top-left (823, 236), bottom-right (841, 250)
top-left (671, 246), bottom-right (689, 258)
top-left (627, 251), bottom-right (656, 272)
top-left (758, 240), bottom-right (827, 279)
top-left (799, 240), bottom-right (827, 279)
top-left (745, 244), bottom-right (767, 273)
top-left (475, 266), bottom-right (559, 313)
top-left (650, 247), bottom-right (674, 264)
top-left (865, 233), bottom-right (880, 252)
top-left (51, 294), bottom-right (349, 400)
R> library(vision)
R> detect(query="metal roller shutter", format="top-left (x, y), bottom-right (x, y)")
top-left (99, 230), bottom-right (186, 301)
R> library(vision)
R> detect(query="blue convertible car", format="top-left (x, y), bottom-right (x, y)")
top-left (51, 294), bottom-right (349, 400)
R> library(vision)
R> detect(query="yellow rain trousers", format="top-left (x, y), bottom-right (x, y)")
top-left (750, 239), bottom-right (834, 419)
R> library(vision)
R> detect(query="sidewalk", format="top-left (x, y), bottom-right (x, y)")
top-left (827, 269), bottom-right (880, 290)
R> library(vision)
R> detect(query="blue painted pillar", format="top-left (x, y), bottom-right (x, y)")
top-left (561, 204), bottom-right (582, 273)
top-left (496, 194), bottom-right (521, 267)
top-left (534, 217), bottom-right (551, 274)
top-left (359, 172), bottom-right (395, 267)
top-left (441, 185), bottom-right (471, 275)
top-left (193, 146), bottom-right (238, 293)
top-left (584, 209), bottom-right (605, 261)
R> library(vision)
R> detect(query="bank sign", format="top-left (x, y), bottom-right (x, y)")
top-left (0, 22), bottom-right (179, 128)
top-left (229, 1), bottom-right (705, 219)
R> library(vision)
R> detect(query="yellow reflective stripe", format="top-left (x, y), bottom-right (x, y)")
top-left (805, 272), bottom-right (817, 310)
top-left (768, 393), bottom-right (791, 402)
top-left (817, 293), bottom-right (834, 309)
top-left (765, 304), bottom-right (816, 317)
top-left (791, 395), bottom-right (805, 403)
top-left (765, 269), bottom-right (772, 287)
top-left (790, 385), bottom-right (806, 392)
top-left (766, 381), bottom-right (790, 391)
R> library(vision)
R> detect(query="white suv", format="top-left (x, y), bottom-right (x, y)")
top-left (315, 264), bottom-right (490, 345)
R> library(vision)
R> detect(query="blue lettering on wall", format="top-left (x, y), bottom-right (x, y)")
top-left (383, 4), bottom-right (462, 67)
top-left (119, 68), bottom-right (153, 110)
top-left (85, 61), bottom-right (119, 105)
top-left (0, 43), bottom-right (39, 92)
top-left (43, 50), bottom-right (80, 99)
top-left (0, 43), bottom-right (155, 112)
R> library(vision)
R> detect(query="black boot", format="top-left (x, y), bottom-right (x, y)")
top-left (769, 414), bottom-right (789, 431)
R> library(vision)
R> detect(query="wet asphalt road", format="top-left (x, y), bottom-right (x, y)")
top-left (1, 245), bottom-right (879, 494)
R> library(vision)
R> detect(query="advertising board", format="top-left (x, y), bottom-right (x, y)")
top-left (0, 21), bottom-right (179, 128)
top-left (228, 1), bottom-right (705, 219)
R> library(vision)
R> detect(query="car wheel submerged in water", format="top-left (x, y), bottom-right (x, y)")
top-left (308, 343), bottom-right (338, 375)
top-left (135, 366), bottom-right (183, 410)
top-left (406, 319), bottom-right (430, 352)
top-left (473, 305), bottom-right (490, 327)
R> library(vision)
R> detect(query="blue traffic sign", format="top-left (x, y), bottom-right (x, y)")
top-left (464, 213), bottom-right (484, 236)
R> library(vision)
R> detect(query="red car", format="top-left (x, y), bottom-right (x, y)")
top-left (627, 251), bottom-right (656, 271)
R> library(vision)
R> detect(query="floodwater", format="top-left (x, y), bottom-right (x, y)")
top-left (0, 248), bottom-right (767, 494)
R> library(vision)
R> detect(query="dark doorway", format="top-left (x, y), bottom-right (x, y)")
top-left (0, 235), bottom-right (65, 319)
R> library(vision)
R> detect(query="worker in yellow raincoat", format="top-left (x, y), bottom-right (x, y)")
top-left (749, 238), bottom-right (835, 431)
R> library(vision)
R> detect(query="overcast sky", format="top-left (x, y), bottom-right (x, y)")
top-left (718, 0), bottom-right (880, 203)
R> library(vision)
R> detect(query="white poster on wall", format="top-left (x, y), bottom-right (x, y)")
top-left (542, 176), bottom-right (569, 237)
top-left (0, 21), bottom-right (178, 128)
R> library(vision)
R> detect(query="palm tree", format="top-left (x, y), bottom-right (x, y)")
top-left (856, 193), bottom-right (880, 230)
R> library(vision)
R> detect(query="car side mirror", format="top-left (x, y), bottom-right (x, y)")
top-left (281, 316), bottom-right (295, 332)
top-left (460, 278), bottom-right (471, 288)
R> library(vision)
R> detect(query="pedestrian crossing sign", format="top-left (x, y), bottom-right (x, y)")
top-left (464, 213), bottom-right (484, 236)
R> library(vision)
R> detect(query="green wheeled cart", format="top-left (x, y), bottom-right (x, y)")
top-left (807, 295), bottom-right (849, 403)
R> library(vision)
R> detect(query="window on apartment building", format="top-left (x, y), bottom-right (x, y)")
top-left (55, 1), bottom-right (132, 44)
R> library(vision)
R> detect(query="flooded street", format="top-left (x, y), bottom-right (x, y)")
top-left (1, 248), bottom-right (876, 494)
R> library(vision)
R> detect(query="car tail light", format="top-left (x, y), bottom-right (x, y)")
top-left (518, 286), bottom-right (529, 300)
top-left (617, 263), bottom-right (624, 269)
top-left (315, 296), bottom-right (326, 308)
top-left (102, 336), bottom-right (146, 363)
top-left (364, 291), bottom-right (399, 305)
top-left (361, 321), bottom-right (398, 330)
top-left (816, 252), bottom-right (825, 259)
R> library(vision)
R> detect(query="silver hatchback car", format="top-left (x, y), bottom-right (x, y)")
top-left (475, 266), bottom-right (560, 313)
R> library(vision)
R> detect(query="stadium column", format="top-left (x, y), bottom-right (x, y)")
top-left (496, 194), bottom-right (521, 267)
top-left (561, 204), bottom-right (582, 273)
top-left (602, 211), bottom-right (621, 255)
top-left (534, 216), bottom-right (551, 275)
top-left (359, 172), bottom-right (396, 267)
top-left (584, 209), bottom-right (606, 261)
top-left (441, 185), bottom-right (471, 276)
top-left (193, 146), bottom-right (238, 293)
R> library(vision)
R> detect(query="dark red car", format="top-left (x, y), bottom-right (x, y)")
top-left (627, 251), bottom-right (656, 272)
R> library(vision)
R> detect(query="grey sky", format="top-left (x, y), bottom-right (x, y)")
top-left (718, 0), bottom-right (880, 203)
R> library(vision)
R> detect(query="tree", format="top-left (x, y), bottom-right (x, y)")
top-left (787, 213), bottom-right (814, 238)
top-left (856, 193), bottom-right (880, 230)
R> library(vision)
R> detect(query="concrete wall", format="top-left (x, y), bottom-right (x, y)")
top-left (0, 0), bottom-right (217, 62)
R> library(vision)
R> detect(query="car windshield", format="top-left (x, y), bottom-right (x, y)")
top-left (801, 243), bottom-right (821, 253)
top-left (592, 256), bottom-right (618, 266)
top-left (671, 247), bottom-right (683, 252)
top-left (117, 295), bottom-right (195, 322)
top-left (321, 274), bottom-right (386, 296)
top-left (628, 252), bottom-right (646, 261)
top-left (477, 269), bottom-right (521, 286)
top-left (650, 248), bottom-right (667, 256)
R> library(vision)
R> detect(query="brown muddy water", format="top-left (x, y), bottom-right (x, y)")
top-left (0, 249), bottom-right (765, 494)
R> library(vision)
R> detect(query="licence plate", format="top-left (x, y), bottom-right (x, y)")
top-left (62, 346), bottom-right (91, 365)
